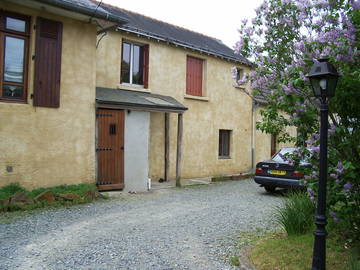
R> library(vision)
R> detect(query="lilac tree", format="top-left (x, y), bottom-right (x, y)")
top-left (234, 0), bottom-right (360, 241)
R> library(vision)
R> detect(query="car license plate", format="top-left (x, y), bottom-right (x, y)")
top-left (269, 170), bottom-right (286, 175)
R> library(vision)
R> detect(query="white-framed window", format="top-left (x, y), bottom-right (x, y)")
top-left (121, 41), bottom-right (149, 87)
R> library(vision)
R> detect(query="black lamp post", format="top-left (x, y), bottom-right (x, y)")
top-left (306, 58), bottom-right (340, 270)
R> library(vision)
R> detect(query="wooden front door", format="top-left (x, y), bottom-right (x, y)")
top-left (96, 109), bottom-right (124, 191)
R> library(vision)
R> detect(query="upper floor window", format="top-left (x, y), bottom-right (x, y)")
top-left (121, 41), bottom-right (149, 88)
top-left (0, 11), bottom-right (30, 102)
top-left (186, 56), bottom-right (204, 96)
top-left (236, 68), bottom-right (244, 82)
top-left (232, 67), bottom-right (247, 86)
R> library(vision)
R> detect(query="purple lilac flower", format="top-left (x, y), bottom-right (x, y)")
top-left (305, 138), bottom-right (314, 146)
top-left (237, 74), bottom-right (248, 85)
top-left (352, 1), bottom-right (360, 11)
top-left (311, 146), bottom-right (320, 153)
top-left (312, 133), bottom-right (320, 140)
top-left (330, 173), bottom-right (337, 179)
top-left (330, 211), bottom-right (340, 222)
top-left (283, 85), bottom-right (293, 95)
top-left (328, 124), bottom-right (336, 134)
top-left (343, 182), bottom-right (353, 191)
top-left (244, 27), bottom-right (254, 36)
top-left (307, 189), bottom-right (315, 200)
top-left (231, 67), bottom-right (238, 80)
top-left (336, 161), bottom-right (344, 174)
top-left (234, 39), bottom-right (244, 54)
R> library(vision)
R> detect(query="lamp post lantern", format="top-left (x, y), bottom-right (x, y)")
top-left (306, 58), bottom-right (340, 270)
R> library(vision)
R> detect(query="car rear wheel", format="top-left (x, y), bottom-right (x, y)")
top-left (264, 186), bottom-right (276, 192)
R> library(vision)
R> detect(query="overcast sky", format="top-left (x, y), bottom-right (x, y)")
top-left (102, 0), bottom-right (264, 48)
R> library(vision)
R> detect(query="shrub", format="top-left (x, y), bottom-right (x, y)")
top-left (0, 182), bottom-right (100, 213)
top-left (274, 191), bottom-right (315, 235)
top-left (349, 247), bottom-right (360, 270)
top-left (0, 183), bottom-right (28, 201)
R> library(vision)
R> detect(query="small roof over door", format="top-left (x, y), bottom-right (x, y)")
top-left (96, 87), bottom-right (188, 113)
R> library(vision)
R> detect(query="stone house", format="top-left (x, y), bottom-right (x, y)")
top-left (0, 0), bottom-right (284, 192)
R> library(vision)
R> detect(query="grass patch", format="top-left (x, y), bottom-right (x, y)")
top-left (0, 183), bottom-right (27, 201)
top-left (230, 255), bottom-right (240, 266)
top-left (349, 247), bottom-right (360, 270)
top-left (29, 183), bottom-right (97, 197)
top-left (249, 232), bottom-right (358, 270)
top-left (274, 191), bottom-right (315, 235)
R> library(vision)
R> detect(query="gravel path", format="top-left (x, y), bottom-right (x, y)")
top-left (0, 179), bottom-right (282, 270)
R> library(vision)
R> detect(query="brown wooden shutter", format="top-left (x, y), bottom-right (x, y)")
top-left (34, 17), bottom-right (62, 108)
top-left (143, 44), bottom-right (149, 88)
top-left (186, 56), bottom-right (203, 96)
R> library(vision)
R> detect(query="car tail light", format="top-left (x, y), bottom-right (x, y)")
top-left (292, 171), bottom-right (304, 177)
top-left (256, 168), bottom-right (263, 174)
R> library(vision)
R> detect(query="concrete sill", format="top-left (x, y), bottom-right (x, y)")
top-left (184, 94), bottom-right (209, 102)
top-left (118, 84), bottom-right (151, 93)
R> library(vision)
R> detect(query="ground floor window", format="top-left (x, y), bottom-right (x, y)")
top-left (219, 129), bottom-right (231, 158)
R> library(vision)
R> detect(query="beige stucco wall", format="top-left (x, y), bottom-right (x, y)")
top-left (0, 2), bottom-right (97, 189)
top-left (254, 105), bottom-right (272, 164)
top-left (96, 32), bottom-right (254, 179)
top-left (254, 105), bottom-right (297, 165)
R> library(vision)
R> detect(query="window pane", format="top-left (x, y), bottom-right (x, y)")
top-left (236, 68), bottom-right (243, 81)
top-left (219, 130), bottom-right (231, 157)
top-left (3, 84), bottom-right (23, 99)
top-left (121, 43), bottom-right (131, 83)
top-left (132, 45), bottom-right (144, 85)
top-left (4, 36), bottom-right (25, 83)
top-left (6, 17), bottom-right (26, 32)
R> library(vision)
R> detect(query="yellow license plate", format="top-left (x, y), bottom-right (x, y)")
top-left (269, 170), bottom-right (286, 175)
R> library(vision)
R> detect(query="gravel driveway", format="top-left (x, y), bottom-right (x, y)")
top-left (0, 179), bottom-right (282, 270)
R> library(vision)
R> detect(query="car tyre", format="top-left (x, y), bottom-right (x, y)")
top-left (264, 186), bottom-right (276, 192)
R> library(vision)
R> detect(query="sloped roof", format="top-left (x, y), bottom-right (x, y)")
top-left (33, 0), bottom-right (127, 24)
top-left (96, 87), bottom-right (188, 113)
top-left (98, 2), bottom-right (252, 66)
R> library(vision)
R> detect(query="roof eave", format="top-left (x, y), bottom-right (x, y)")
top-left (96, 99), bottom-right (188, 113)
top-left (33, 0), bottom-right (128, 24)
top-left (118, 26), bottom-right (253, 67)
